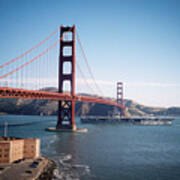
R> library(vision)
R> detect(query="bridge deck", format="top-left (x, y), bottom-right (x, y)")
top-left (0, 87), bottom-right (123, 108)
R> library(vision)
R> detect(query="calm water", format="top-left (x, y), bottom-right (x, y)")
top-left (0, 115), bottom-right (180, 180)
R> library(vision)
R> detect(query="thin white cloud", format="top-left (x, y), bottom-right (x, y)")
top-left (76, 78), bottom-right (114, 86)
top-left (1, 78), bottom-right (57, 84)
top-left (77, 78), bottom-right (180, 88)
top-left (1, 78), bottom-right (180, 88)
top-left (126, 82), bottom-right (180, 88)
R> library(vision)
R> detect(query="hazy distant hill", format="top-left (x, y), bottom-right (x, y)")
top-left (0, 87), bottom-right (180, 116)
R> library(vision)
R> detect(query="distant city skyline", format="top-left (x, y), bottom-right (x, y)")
top-left (0, 0), bottom-right (180, 107)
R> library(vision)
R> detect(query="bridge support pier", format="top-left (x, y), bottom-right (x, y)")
top-left (56, 25), bottom-right (76, 131)
top-left (46, 25), bottom-right (87, 133)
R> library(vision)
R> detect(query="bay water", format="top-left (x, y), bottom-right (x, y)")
top-left (0, 115), bottom-right (180, 180)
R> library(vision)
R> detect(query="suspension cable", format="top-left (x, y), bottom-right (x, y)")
top-left (63, 29), bottom-right (95, 94)
top-left (0, 40), bottom-right (58, 79)
top-left (0, 27), bottom-right (73, 80)
top-left (76, 61), bottom-right (95, 94)
top-left (76, 30), bottom-right (104, 96)
top-left (0, 28), bottom-right (58, 69)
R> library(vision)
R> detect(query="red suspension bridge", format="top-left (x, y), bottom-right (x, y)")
top-left (0, 25), bottom-right (124, 131)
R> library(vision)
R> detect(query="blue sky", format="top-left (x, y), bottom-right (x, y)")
top-left (0, 0), bottom-right (180, 107)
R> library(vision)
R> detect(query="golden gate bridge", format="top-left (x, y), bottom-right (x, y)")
top-left (0, 25), bottom-right (124, 131)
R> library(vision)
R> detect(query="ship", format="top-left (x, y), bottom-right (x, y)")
top-left (80, 115), bottom-right (174, 125)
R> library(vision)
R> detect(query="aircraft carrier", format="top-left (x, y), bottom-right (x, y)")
top-left (81, 116), bottom-right (174, 125)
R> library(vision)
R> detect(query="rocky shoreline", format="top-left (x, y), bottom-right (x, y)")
top-left (36, 159), bottom-right (57, 180)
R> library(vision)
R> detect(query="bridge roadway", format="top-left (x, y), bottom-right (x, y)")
top-left (0, 87), bottom-right (123, 108)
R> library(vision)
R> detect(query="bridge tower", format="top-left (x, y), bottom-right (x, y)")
top-left (56, 25), bottom-right (76, 130)
top-left (117, 82), bottom-right (125, 116)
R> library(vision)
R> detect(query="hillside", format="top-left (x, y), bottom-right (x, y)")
top-left (0, 88), bottom-right (180, 116)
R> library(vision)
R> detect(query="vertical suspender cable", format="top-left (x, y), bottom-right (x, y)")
top-left (76, 31), bottom-right (104, 96)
